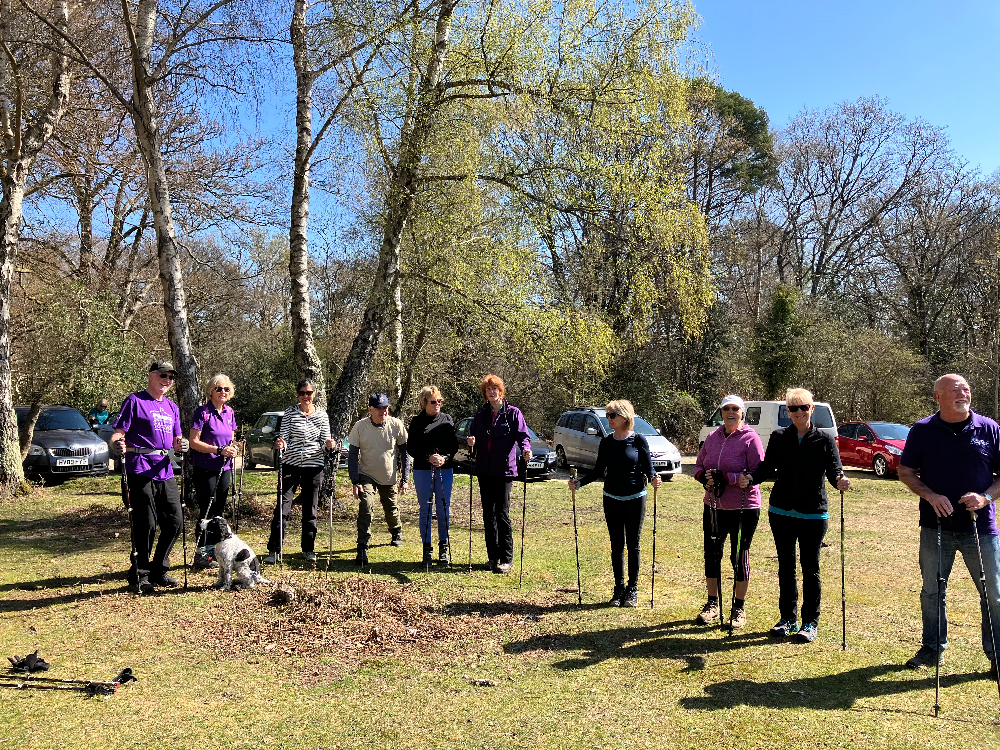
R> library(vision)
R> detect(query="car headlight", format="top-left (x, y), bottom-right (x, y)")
top-left (27, 445), bottom-right (44, 457)
top-left (94, 442), bottom-right (108, 454)
top-left (546, 453), bottom-right (556, 463)
top-left (886, 445), bottom-right (902, 456)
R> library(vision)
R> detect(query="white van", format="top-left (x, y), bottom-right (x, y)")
top-left (697, 401), bottom-right (838, 452)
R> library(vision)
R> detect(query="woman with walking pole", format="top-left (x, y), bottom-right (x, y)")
top-left (693, 395), bottom-right (764, 630)
top-left (568, 400), bottom-right (661, 608)
top-left (263, 380), bottom-right (335, 565)
top-left (740, 388), bottom-right (849, 643)
top-left (407, 386), bottom-right (458, 569)
top-left (189, 374), bottom-right (239, 561)
top-left (466, 375), bottom-right (532, 574)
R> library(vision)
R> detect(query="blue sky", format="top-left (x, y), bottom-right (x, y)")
top-left (691, 0), bottom-right (1000, 176)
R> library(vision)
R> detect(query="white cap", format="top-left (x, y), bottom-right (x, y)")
top-left (719, 395), bottom-right (745, 411)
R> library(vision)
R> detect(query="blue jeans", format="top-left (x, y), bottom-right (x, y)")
top-left (413, 469), bottom-right (453, 544)
top-left (919, 526), bottom-right (1000, 657)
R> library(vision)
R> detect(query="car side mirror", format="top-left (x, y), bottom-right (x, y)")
top-left (586, 427), bottom-right (598, 436)
top-left (262, 425), bottom-right (273, 434)
top-left (858, 435), bottom-right (869, 442)
top-left (92, 425), bottom-right (100, 433)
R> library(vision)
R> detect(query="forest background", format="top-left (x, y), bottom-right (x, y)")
top-left (2, 0), bottom-right (998, 497)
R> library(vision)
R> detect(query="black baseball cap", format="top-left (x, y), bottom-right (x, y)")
top-left (149, 360), bottom-right (178, 375)
top-left (369, 393), bottom-right (390, 408)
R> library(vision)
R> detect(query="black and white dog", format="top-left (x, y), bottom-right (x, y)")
top-left (196, 516), bottom-right (270, 591)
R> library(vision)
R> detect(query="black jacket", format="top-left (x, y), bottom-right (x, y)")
top-left (406, 411), bottom-right (458, 471)
top-left (751, 425), bottom-right (843, 516)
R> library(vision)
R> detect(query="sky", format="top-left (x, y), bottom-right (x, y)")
top-left (690, 0), bottom-right (1000, 176)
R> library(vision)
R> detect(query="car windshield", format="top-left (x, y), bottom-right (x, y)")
top-left (870, 423), bottom-right (910, 441)
top-left (527, 427), bottom-right (539, 440)
top-left (633, 417), bottom-right (659, 436)
top-left (35, 410), bottom-right (91, 431)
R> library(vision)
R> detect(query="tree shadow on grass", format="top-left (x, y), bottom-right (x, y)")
top-left (0, 503), bottom-right (128, 554)
top-left (679, 664), bottom-right (989, 714)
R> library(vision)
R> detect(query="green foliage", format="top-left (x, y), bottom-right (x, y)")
top-left (752, 286), bottom-right (805, 399)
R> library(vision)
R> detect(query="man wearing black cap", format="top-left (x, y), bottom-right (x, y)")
top-left (110, 361), bottom-right (189, 593)
top-left (347, 394), bottom-right (410, 565)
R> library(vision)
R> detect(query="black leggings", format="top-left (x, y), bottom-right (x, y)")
top-left (768, 511), bottom-right (828, 624)
top-left (479, 475), bottom-right (513, 565)
top-left (603, 495), bottom-right (646, 588)
top-left (122, 474), bottom-right (182, 582)
top-left (702, 505), bottom-right (760, 582)
top-left (268, 464), bottom-right (324, 554)
top-left (193, 466), bottom-right (232, 546)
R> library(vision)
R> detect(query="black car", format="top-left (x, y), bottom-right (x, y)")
top-left (17, 405), bottom-right (110, 479)
top-left (453, 418), bottom-right (557, 479)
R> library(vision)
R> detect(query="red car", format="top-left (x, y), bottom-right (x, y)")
top-left (836, 421), bottom-right (910, 478)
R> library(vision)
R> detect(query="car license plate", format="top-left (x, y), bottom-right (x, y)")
top-left (653, 461), bottom-right (670, 468)
top-left (528, 461), bottom-right (543, 469)
top-left (56, 458), bottom-right (88, 467)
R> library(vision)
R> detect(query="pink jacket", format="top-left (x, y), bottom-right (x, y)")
top-left (694, 425), bottom-right (764, 510)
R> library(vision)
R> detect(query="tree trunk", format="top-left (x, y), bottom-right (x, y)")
top-left (288, 0), bottom-right (327, 408)
top-left (0, 0), bottom-right (72, 499)
top-left (18, 400), bottom-right (44, 461)
top-left (123, 0), bottom-right (200, 426)
top-left (326, 0), bottom-right (459, 441)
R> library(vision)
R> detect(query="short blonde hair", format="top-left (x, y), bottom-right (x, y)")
top-left (205, 373), bottom-right (235, 401)
top-left (605, 399), bottom-right (635, 431)
top-left (418, 385), bottom-right (443, 409)
top-left (785, 387), bottom-right (813, 405)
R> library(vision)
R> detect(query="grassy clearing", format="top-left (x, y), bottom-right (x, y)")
top-left (2, 468), bottom-right (999, 749)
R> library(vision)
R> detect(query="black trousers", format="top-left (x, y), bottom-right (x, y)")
top-left (193, 466), bottom-right (232, 546)
top-left (479, 475), bottom-right (513, 565)
top-left (122, 474), bottom-right (182, 582)
top-left (268, 464), bottom-right (324, 554)
top-left (768, 511), bottom-right (829, 624)
top-left (603, 495), bottom-right (646, 588)
top-left (702, 506), bottom-right (761, 582)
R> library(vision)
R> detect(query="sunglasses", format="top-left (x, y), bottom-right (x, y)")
top-left (298, 390), bottom-right (315, 396)
top-left (428, 399), bottom-right (444, 405)
top-left (157, 372), bottom-right (176, 381)
top-left (606, 412), bottom-right (619, 420)
top-left (214, 386), bottom-right (231, 393)
top-left (721, 405), bottom-right (741, 412)
top-left (787, 403), bottom-right (811, 413)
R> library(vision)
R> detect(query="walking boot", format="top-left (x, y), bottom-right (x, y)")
top-left (390, 529), bottom-right (403, 547)
top-left (621, 584), bottom-right (639, 608)
top-left (422, 542), bottom-right (434, 568)
top-left (608, 584), bottom-right (626, 607)
top-left (355, 546), bottom-right (368, 568)
top-left (696, 598), bottom-right (720, 625)
top-left (438, 540), bottom-right (450, 566)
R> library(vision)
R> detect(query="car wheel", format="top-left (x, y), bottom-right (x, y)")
top-left (662, 473), bottom-right (673, 482)
top-left (556, 446), bottom-right (568, 470)
top-left (246, 458), bottom-right (257, 469)
top-left (873, 455), bottom-right (889, 478)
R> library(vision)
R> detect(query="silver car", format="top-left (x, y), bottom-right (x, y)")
top-left (553, 407), bottom-right (682, 479)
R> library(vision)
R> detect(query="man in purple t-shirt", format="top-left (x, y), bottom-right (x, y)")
top-left (898, 373), bottom-right (1000, 675)
top-left (111, 361), bottom-right (188, 594)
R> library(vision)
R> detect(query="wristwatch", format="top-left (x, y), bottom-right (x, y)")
top-left (985, 492), bottom-right (994, 504)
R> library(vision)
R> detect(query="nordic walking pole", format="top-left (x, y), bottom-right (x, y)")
top-left (276, 448), bottom-right (284, 571)
top-left (710, 476), bottom-right (724, 627)
top-left (118, 441), bottom-right (141, 594)
top-left (969, 508), bottom-right (1000, 704)
top-left (235, 439), bottom-right (246, 533)
top-left (840, 472), bottom-right (847, 651)
top-left (570, 467), bottom-right (582, 605)
top-left (468, 470), bottom-right (475, 574)
top-left (425, 467), bottom-right (436, 573)
top-left (519, 457), bottom-right (527, 588)
top-left (327, 447), bottom-right (338, 576)
top-left (935, 516), bottom-right (943, 717)
top-left (650, 479), bottom-right (658, 609)
top-left (729, 474), bottom-right (747, 635)
top-left (179, 444), bottom-right (188, 590)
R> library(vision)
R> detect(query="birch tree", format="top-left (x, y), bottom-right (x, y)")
top-left (0, 0), bottom-right (73, 498)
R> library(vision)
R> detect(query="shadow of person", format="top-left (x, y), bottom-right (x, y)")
top-left (679, 663), bottom-right (987, 711)
top-left (505, 621), bottom-right (770, 669)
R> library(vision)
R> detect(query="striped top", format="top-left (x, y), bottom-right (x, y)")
top-left (279, 405), bottom-right (330, 468)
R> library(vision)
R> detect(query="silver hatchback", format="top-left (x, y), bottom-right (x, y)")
top-left (553, 407), bottom-right (682, 479)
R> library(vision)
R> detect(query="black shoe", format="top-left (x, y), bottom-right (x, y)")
top-left (390, 530), bottom-right (403, 547)
top-left (906, 645), bottom-right (943, 669)
top-left (438, 541), bottom-right (450, 566)
top-left (355, 547), bottom-right (368, 567)
top-left (150, 573), bottom-right (179, 588)
top-left (608, 584), bottom-right (625, 607)
top-left (422, 542), bottom-right (434, 568)
top-left (129, 579), bottom-right (154, 594)
top-left (621, 585), bottom-right (638, 608)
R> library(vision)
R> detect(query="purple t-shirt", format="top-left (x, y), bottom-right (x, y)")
top-left (900, 410), bottom-right (1000, 535)
top-left (190, 402), bottom-right (236, 471)
top-left (114, 391), bottom-right (182, 480)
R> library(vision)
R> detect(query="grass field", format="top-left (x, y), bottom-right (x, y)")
top-left (2, 467), bottom-right (1000, 749)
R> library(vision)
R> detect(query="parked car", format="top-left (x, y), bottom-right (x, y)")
top-left (244, 411), bottom-right (349, 469)
top-left (95, 411), bottom-right (180, 471)
top-left (16, 405), bottom-right (110, 480)
top-left (698, 400), bottom-right (838, 451)
top-left (836, 421), bottom-right (909, 478)
top-left (452, 419), bottom-right (557, 479)
top-left (553, 407), bottom-right (683, 480)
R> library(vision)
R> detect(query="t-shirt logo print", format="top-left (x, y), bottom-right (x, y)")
top-left (972, 437), bottom-right (989, 449)
top-left (151, 410), bottom-right (174, 434)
